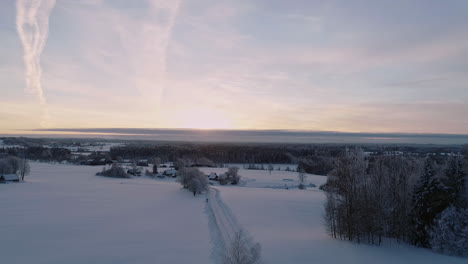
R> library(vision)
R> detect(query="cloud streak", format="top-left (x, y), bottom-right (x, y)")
top-left (16, 0), bottom-right (56, 124)
top-left (25, 128), bottom-right (468, 144)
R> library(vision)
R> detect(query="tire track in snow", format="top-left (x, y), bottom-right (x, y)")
top-left (205, 187), bottom-right (253, 263)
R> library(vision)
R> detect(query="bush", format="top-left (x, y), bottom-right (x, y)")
top-left (96, 164), bottom-right (128, 178)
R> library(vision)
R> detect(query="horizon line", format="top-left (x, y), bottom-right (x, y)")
top-left (22, 128), bottom-right (468, 138)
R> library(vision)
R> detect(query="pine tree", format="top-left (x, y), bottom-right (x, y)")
top-left (429, 206), bottom-right (468, 257)
top-left (411, 159), bottom-right (448, 247)
top-left (444, 156), bottom-right (466, 208)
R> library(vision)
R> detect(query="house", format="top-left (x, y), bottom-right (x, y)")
top-left (163, 168), bottom-right (177, 177)
top-left (0, 174), bottom-right (20, 183)
top-left (208, 172), bottom-right (218, 181)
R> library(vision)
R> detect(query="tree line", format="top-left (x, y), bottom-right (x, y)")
top-left (322, 147), bottom-right (467, 257)
top-left (0, 155), bottom-right (30, 181)
top-left (1, 146), bottom-right (71, 162)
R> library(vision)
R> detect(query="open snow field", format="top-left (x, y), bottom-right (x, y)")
top-left (0, 162), bottom-right (210, 264)
top-left (1, 162), bottom-right (466, 264)
top-left (199, 167), bottom-right (327, 189)
top-left (218, 186), bottom-right (467, 264)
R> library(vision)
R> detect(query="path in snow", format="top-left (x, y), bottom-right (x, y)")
top-left (205, 187), bottom-right (255, 263)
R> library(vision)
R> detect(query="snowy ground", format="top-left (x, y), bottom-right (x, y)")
top-left (1, 163), bottom-right (465, 264)
top-left (218, 186), bottom-right (467, 264)
top-left (0, 162), bottom-right (210, 264)
top-left (199, 167), bottom-right (327, 189)
top-left (223, 163), bottom-right (298, 171)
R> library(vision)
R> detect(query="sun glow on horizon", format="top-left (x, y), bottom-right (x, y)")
top-left (168, 108), bottom-right (233, 130)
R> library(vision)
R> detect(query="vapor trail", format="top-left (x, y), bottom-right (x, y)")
top-left (16, 0), bottom-right (56, 119)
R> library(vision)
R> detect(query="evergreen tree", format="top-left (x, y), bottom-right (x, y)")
top-left (444, 156), bottom-right (466, 208)
top-left (411, 159), bottom-right (448, 247)
top-left (463, 144), bottom-right (468, 161)
top-left (429, 206), bottom-right (468, 257)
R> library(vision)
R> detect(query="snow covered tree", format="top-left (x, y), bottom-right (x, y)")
top-left (444, 156), bottom-right (466, 208)
top-left (463, 144), bottom-right (468, 161)
top-left (324, 192), bottom-right (339, 239)
top-left (222, 230), bottom-right (262, 264)
top-left (226, 167), bottom-right (241, 185)
top-left (176, 165), bottom-right (190, 188)
top-left (96, 163), bottom-right (128, 178)
top-left (174, 159), bottom-right (186, 171)
top-left (0, 158), bottom-right (13, 174)
top-left (373, 155), bottom-right (417, 242)
top-left (219, 173), bottom-right (229, 185)
top-left (323, 147), bottom-right (367, 242)
top-left (0, 156), bottom-right (20, 174)
top-left (187, 169), bottom-right (209, 196)
top-left (429, 206), bottom-right (468, 257)
top-left (410, 159), bottom-right (449, 247)
top-left (177, 167), bottom-right (208, 196)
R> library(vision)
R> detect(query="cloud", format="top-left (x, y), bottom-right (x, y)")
top-left (24, 128), bottom-right (468, 144)
top-left (16, 0), bottom-right (56, 126)
top-left (3, 0), bottom-right (467, 134)
top-left (43, 0), bottom-right (181, 122)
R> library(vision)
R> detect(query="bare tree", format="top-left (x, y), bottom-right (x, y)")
top-left (267, 164), bottom-right (274, 175)
top-left (223, 230), bottom-right (262, 264)
top-left (323, 147), bottom-right (368, 242)
top-left (297, 170), bottom-right (307, 189)
top-left (324, 192), bottom-right (339, 239)
top-left (18, 158), bottom-right (30, 181)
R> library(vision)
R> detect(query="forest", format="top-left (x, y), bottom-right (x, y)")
top-left (322, 147), bottom-right (468, 257)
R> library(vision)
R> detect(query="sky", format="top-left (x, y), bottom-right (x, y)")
top-left (1, 0), bottom-right (468, 137)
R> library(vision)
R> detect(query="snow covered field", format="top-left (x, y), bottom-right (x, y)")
top-left (0, 162), bottom-right (210, 264)
top-left (199, 167), bottom-right (327, 189)
top-left (1, 162), bottom-right (465, 264)
top-left (218, 187), bottom-right (467, 264)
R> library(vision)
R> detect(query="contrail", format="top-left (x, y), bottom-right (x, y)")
top-left (16, 0), bottom-right (56, 124)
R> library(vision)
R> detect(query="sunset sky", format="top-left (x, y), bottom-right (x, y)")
top-left (1, 0), bottom-right (468, 135)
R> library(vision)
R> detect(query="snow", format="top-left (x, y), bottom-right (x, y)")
top-left (199, 167), bottom-right (327, 189)
top-left (223, 163), bottom-right (298, 171)
top-left (1, 162), bottom-right (465, 264)
top-left (218, 186), bottom-right (468, 264)
top-left (0, 162), bottom-right (210, 264)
